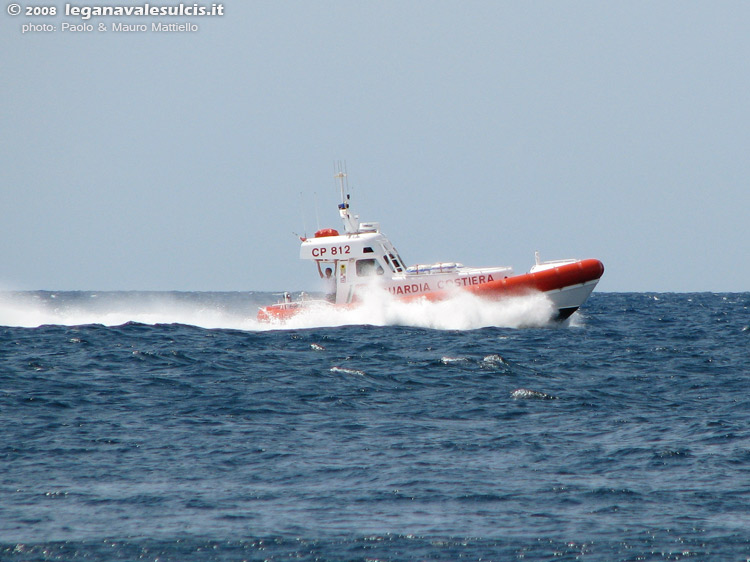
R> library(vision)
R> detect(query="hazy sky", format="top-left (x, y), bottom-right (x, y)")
top-left (2, 2), bottom-right (748, 292)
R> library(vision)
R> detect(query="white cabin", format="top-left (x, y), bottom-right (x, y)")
top-left (301, 201), bottom-right (513, 304)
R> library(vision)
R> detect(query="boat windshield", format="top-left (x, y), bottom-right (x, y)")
top-left (356, 259), bottom-right (384, 276)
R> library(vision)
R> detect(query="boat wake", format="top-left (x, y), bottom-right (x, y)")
top-left (0, 290), bottom-right (559, 331)
top-left (0, 292), bottom-right (259, 331)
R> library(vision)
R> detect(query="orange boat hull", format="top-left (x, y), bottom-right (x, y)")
top-left (258, 259), bottom-right (604, 323)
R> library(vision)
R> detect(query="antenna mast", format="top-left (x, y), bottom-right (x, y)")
top-left (335, 161), bottom-right (359, 233)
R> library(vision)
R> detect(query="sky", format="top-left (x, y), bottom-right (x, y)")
top-left (2, 1), bottom-right (748, 293)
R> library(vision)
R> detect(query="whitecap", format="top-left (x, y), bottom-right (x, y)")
top-left (510, 388), bottom-right (556, 400)
top-left (329, 366), bottom-right (365, 376)
top-left (482, 354), bottom-right (508, 365)
top-left (440, 356), bottom-right (469, 365)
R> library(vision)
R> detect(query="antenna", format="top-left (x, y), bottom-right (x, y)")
top-left (334, 160), bottom-right (349, 206)
top-left (334, 160), bottom-right (359, 233)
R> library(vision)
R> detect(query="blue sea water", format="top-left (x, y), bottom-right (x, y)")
top-left (1, 291), bottom-right (749, 561)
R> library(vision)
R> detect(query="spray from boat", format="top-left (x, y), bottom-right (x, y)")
top-left (0, 290), bottom-right (560, 331)
top-left (260, 288), bottom-right (559, 331)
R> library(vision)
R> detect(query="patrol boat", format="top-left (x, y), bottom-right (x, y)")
top-left (258, 171), bottom-right (604, 323)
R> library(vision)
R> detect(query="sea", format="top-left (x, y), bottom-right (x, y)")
top-left (1, 290), bottom-right (748, 561)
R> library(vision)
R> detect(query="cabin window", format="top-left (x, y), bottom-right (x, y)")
top-left (356, 259), bottom-right (384, 277)
top-left (363, 247), bottom-right (374, 253)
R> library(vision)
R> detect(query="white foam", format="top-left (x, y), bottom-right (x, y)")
top-left (511, 388), bottom-right (557, 400)
top-left (0, 293), bottom-right (259, 330)
top-left (440, 356), bottom-right (470, 364)
top-left (329, 366), bottom-right (366, 376)
top-left (0, 289), bottom-right (558, 331)
top-left (276, 289), bottom-right (557, 331)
